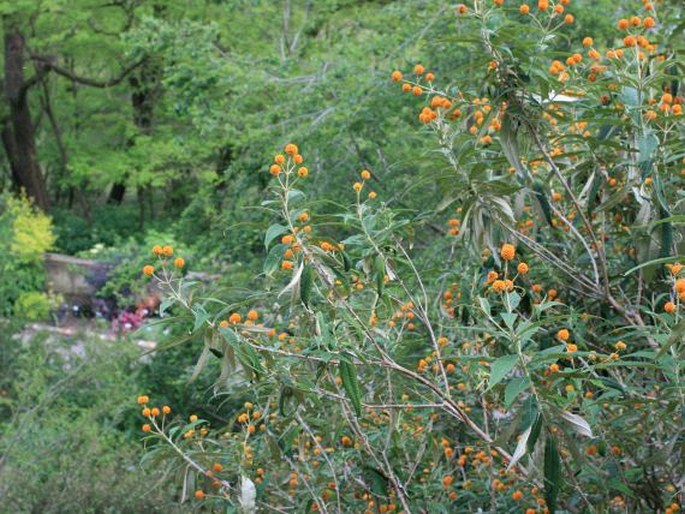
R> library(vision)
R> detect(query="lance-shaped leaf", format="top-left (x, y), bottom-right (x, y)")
top-left (278, 260), bottom-right (304, 301)
top-left (527, 412), bottom-right (543, 454)
top-left (373, 255), bottom-right (385, 297)
top-left (561, 411), bottom-right (593, 438)
top-left (507, 423), bottom-right (533, 471)
top-left (341, 250), bottom-right (352, 271)
top-left (300, 262), bottom-right (313, 307)
top-left (504, 376), bottom-right (530, 408)
top-left (190, 339), bottom-right (211, 383)
top-left (263, 244), bottom-right (287, 277)
top-left (339, 358), bottom-right (362, 417)
top-left (264, 223), bottom-right (289, 249)
top-left (544, 435), bottom-right (562, 513)
top-left (239, 476), bottom-right (257, 514)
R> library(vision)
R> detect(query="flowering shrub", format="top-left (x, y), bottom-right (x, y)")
top-left (138, 2), bottom-right (683, 512)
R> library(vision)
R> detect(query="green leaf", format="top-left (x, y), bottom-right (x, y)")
top-left (264, 224), bottom-right (289, 250)
top-left (527, 413), bottom-right (543, 454)
top-left (561, 411), bottom-right (593, 438)
top-left (659, 213), bottom-right (673, 260)
top-left (279, 386), bottom-right (296, 417)
top-left (300, 263), bottom-right (313, 307)
top-left (586, 171), bottom-right (603, 216)
top-left (263, 244), bottom-right (287, 277)
top-left (516, 320), bottom-right (539, 343)
top-left (220, 328), bottom-right (264, 378)
top-left (508, 291), bottom-right (521, 311)
top-left (507, 423), bottom-right (533, 471)
top-left (638, 130), bottom-right (658, 163)
top-left (648, 214), bottom-right (685, 228)
top-left (216, 345), bottom-right (236, 388)
top-left (287, 189), bottom-right (306, 204)
top-left (479, 296), bottom-right (491, 316)
top-left (362, 466), bottom-right (388, 498)
top-left (505, 377), bottom-right (530, 408)
top-left (657, 320), bottom-right (685, 356)
top-left (159, 297), bottom-right (175, 316)
top-left (190, 341), bottom-right (211, 382)
top-left (488, 354), bottom-right (518, 390)
top-left (532, 180), bottom-right (553, 227)
top-left (234, 342), bottom-right (264, 378)
top-left (341, 251), bottom-right (352, 272)
top-left (544, 435), bottom-right (561, 513)
top-left (501, 312), bottom-right (517, 330)
top-left (619, 86), bottom-right (639, 108)
top-left (192, 305), bottom-right (209, 332)
top-left (596, 184), bottom-right (630, 214)
top-left (373, 255), bottom-right (385, 297)
top-left (339, 358), bottom-right (363, 417)
top-left (623, 255), bottom-right (682, 276)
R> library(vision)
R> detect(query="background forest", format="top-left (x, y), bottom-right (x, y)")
top-left (0, 0), bottom-right (683, 512)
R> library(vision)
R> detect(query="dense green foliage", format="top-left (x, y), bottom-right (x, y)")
top-left (1, 0), bottom-right (684, 513)
top-left (0, 194), bottom-right (57, 319)
top-left (0, 329), bottom-right (181, 512)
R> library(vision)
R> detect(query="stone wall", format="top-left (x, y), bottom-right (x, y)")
top-left (43, 252), bottom-right (216, 302)
top-left (43, 253), bottom-right (112, 302)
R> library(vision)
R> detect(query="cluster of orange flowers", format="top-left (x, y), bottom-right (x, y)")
top-left (446, 217), bottom-right (460, 237)
top-left (137, 396), bottom-right (236, 500)
top-left (648, 92), bottom-right (683, 118)
top-left (546, 324), bottom-right (631, 376)
top-left (438, 437), bottom-right (548, 511)
top-left (267, 156), bottom-right (352, 268)
top-left (516, 215), bottom-right (536, 236)
top-left (384, 301), bottom-right (416, 331)
top-left (546, 12), bottom-right (667, 85)
top-left (192, 460), bottom-right (230, 500)
top-left (664, 263), bottom-right (684, 314)
top-left (218, 309), bottom-right (260, 328)
top-left (269, 143), bottom-right (308, 178)
top-left (391, 64), bottom-right (434, 89)
top-left (468, 98), bottom-right (505, 145)
top-left (517, 0), bottom-right (574, 24)
top-left (280, 233), bottom-right (302, 271)
top-left (176, 413), bottom-right (212, 442)
top-left (556, 327), bottom-right (581, 354)
top-left (441, 286), bottom-right (462, 318)
top-left (483, 244), bottom-right (531, 294)
top-left (392, 63), bottom-right (510, 147)
top-left (352, 168), bottom-right (377, 199)
top-left (235, 401), bottom-right (266, 436)
top-left (613, 15), bottom-right (660, 64)
top-left (142, 245), bottom-right (185, 277)
top-left (456, 0), bottom-right (575, 25)
top-left (137, 395), bottom-right (172, 433)
top-left (391, 65), bottom-right (461, 123)
top-left (418, 95), bottom-right (453, 124)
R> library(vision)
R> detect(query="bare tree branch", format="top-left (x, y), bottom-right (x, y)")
top-left (29, 54), bottom-right (145, 88)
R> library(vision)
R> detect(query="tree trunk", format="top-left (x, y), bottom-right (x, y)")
top-left (108, 58), bottom-right (159, 205)
top-left (1, 118), bottom-right (22, 190)
top-left (107, 182), bottom-right (126, 204)
top-left (109, 4), bottom-right (163, 206)
top-left (40, 78), bottom-right (91, 220)
top-left (2, 19), bottom-right (50, 210)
